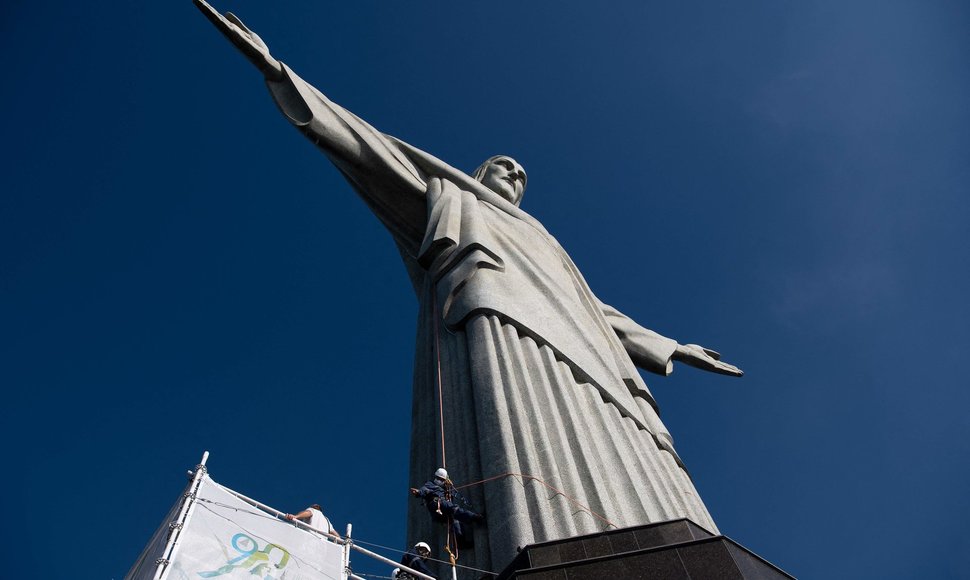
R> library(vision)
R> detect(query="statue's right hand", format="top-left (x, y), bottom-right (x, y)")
top-left (194, 0), bottom-right (282, 80)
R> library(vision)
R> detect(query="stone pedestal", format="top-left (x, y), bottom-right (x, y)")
top-left (494, 519), bottom-right (793, 580)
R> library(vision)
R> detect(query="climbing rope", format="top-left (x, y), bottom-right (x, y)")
top-left (454, 472), bottom-right (618, 529)
top-left (431, 288), bottom-right (447, 471)
top-left (430, 287), bottom-right (459, 574)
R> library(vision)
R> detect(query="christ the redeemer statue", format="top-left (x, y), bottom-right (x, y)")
top-left (195, 1), bottom-right (743, 574)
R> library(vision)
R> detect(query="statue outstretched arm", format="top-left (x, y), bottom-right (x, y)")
top-left (600, 302), bottom-right (743, 377)
top-left (195, 1), bottom-right (428, 246)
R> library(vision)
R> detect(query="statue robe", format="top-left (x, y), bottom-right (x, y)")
top-left (265, 63), bottom-right (718, 575)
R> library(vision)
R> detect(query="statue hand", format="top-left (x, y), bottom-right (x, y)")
top-left (194, 0), bottom-right (283, 80)
top-left (672, 344), bottom-right (743, 377)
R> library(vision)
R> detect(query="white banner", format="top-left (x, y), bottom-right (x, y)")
top-left (164, 475), bottom-right (344, 580)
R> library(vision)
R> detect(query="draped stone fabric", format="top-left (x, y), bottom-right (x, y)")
top-left (265, 64), bottom-right (717, 575)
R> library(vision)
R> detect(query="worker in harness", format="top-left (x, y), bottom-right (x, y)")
top-left (410, 468), bottom-right (484, 547)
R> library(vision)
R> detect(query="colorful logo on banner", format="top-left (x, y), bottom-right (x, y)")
top-left (198, 533), bottom-right (291, 579)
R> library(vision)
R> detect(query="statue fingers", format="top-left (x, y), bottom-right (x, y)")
top-left (193, 0), bottom-right (269, 62)
top-left (225, 12), bottom-right (255, 35)
top-left (194, 0), bottom-right (234, 32)
top-left (249, 32), bottom-right (270, 52)
top-left (225, 13), bottom-right (271, 54)
top-left (193, 0), bottom-right (218, 16)
top-left (195, 3), bottom-right (251, 47)
top-left (714, 360), bottom-right (743, 377)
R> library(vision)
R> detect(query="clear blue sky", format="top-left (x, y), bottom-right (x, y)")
top-left (2, 1), bottom-right (968, 578)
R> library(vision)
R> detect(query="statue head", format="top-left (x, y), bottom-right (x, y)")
top-left (473, 155), bottom-right (527, 205)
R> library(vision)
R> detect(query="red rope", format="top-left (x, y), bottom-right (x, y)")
top-left (454, 472), bottom-right (618, 529)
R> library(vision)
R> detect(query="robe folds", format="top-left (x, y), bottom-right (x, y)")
top-left (266, 63), bottom-right (718, 575)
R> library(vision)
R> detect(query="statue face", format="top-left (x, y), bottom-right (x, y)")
top-left (479, 157), bottom-right (526, 204)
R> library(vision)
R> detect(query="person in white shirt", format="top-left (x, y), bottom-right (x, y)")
top-left (285, 503), bottom-right (340, 539)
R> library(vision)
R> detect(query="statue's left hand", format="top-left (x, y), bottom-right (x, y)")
top-left (672, 344), bottom-right (743, 377)
top-left (194, 0), bottom-right (283, 80)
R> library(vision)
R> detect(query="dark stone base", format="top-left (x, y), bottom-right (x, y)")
top-left (494, 519), bottom-right (793, 580)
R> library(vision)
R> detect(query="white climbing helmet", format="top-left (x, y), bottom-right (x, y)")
top-left (415, 541), bottom-right (431, 553)
top-left (434, 467), bottom-right (448, 480)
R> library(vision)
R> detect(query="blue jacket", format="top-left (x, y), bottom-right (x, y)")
top-left (400, 548), bottom-right (435, 578)
top-left (414, 480), bottom-right (467, 505)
